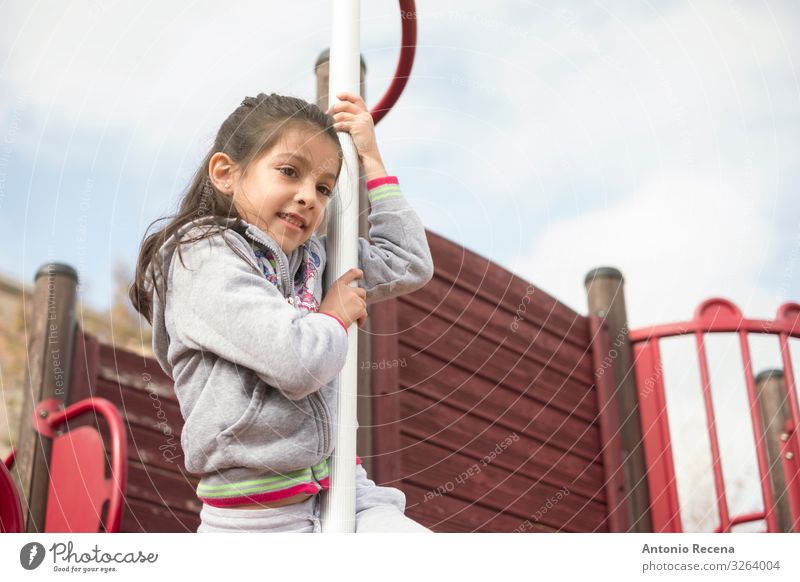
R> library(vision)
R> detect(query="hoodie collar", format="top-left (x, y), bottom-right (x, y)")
top-left (224, 217), bottom-right (308, 290)
top-left (175, 216), bottom-right (308, 288)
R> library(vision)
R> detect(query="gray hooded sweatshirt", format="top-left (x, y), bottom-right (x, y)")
top-left (145, 179), bottom-right (434, 510)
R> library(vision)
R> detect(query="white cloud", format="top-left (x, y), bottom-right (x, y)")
top-left (510, 169), bottom-right (782, 326)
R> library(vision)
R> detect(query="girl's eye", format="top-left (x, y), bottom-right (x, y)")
top-left (280, 166), bottom-right (331, 197)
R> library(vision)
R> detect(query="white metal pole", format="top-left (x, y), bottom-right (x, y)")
top-left (320, 0), bottom-right (361, 533)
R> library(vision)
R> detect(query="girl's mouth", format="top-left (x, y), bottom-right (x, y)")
top-left (277, 212), bottom-right (305, 231)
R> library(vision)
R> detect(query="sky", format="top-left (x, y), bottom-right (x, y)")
top-left (1, 0), bottom-right (799, 531)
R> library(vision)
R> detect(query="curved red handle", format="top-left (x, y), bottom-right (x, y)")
top-left (370, 0), bottom-right (417, 125)
top-left (34, 397), bottom-right (128, 533)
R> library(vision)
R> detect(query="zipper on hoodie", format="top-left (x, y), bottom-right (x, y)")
top-left (313, 391), bottom-right (330, 456)
top-left (241, 228), bottom-right (293, 299)
top-left (308, 393), bottom-right (328, 458)
top-left (240, 225), bottom-right (331, 459)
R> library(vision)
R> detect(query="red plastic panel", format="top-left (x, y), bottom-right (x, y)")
top-left (45, 427), bottom-right (110, 533)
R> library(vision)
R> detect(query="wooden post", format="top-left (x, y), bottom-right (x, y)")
top-left (11, 263), bottom-right (78, 532)
top-left (315, 47), bottom-right (373, 477)
top-left (314, 48), bottom-right (367, 116)
top-left (585, 266), bottom-right (652, 532)
top-left (588, 315), bottom-right (631, 532)
top-left (755, 369), bottom-right (795, 532)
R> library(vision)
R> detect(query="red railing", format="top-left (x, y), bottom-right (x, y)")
top-left (630, 298), bottom-right (800, 533)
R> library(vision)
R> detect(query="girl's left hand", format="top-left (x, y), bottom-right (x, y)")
top-left (327, 92), bottom-right (386, 177)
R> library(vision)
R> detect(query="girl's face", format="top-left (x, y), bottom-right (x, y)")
top-left (226, 126), bottom-right (341, 254)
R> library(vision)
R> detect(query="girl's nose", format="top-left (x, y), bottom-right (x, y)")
top-left (295, 186), bottom-right (315, 207)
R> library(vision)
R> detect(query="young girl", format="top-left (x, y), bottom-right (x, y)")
top-left (129, 91), bottom-right (434, 533)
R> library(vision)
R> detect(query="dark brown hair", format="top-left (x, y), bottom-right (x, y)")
top-left (129, 93), bottom-right (343, 324)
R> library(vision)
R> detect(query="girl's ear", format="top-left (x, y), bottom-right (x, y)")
top-left (208, 152), bottom-right (238, 195)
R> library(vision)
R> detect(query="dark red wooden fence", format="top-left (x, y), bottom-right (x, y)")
top-left (369, 231), bottom-right (626, 532)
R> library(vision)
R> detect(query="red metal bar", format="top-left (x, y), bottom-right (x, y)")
top-left (776, 303), bottom-right (800, 428)
top-left (777, 304), bottom-right (800, 532)
top-left (33, 397), bottom-right (127, 533)
top-left (369, 0), bottom-right (417, 125)
top-left (630, 305), bottom-right (800, 344)
top-left (588, 315), bottom-right (630, 532)
top-left (713, 510), bottom-right (766, 533)
top-left (694, 330), bottom-right (731, 532)
top-left (631, 299), bottom-right (800, 533)
top-left (779, 421), bottom-right (800, 532)
top-left (778, 338), bottom-right (800, 441)
top-left (778, 345), bottom-right (800, 532)
top-left (632, 338), bottom-right (682, 532)
top-left (738, 330), bottom-right (779, 532)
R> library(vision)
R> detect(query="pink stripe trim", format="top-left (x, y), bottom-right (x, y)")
top-left (319, 311), bottom-right (348, 332)
top-left (200, 458), bottom-right (364, 506)
top-left (199, 482), bottom-right (321, 508)
top-left (366, 175), bottom-right (399, 190)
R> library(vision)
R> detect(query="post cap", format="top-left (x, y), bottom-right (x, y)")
top-left (755, 369), bottom-right (784, 385)
top-left (315, 49), bottom-right (329, 69)
top-left (584, 266), bottom-right (624, 287)
top-left (35, 263), bottom-right (78, 283)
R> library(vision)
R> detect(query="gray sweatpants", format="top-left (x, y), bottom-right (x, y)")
top-left (197, 464), bottom-right (433, 533)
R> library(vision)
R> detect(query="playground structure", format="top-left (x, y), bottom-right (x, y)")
top-left (2, 1), bottom-right (799, 534)
top-left (2, 246), bottom-right (798, 533)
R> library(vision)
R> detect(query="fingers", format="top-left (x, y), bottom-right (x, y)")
top-left (327, 101), bottom-right (362, 115)
top-left (334, 92), bottom-right (366, 106)
top-left (331, 112), bottom-right (360, 126)
top-left (328, 97), bottom-right (374, 140)
top-left (339, 267), bottom-right (364, 283)
top-left (330, 110), bottom-right (365, 133)
top-left (331, 111), bottom-right (356, 122)
top-left (327, 92), bottom-right (368, 117)
top-left (332, 120), bottom-right (352, 133)
top-left (337, 91), bottom-right (364, 101)
top-left (322, 268), bottom-right (368, 328)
